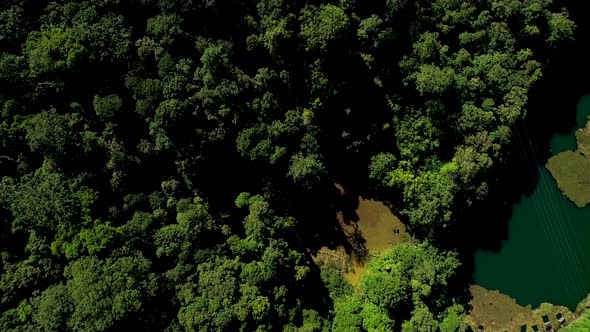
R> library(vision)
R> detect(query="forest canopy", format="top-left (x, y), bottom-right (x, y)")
top-left (0, 0), bottom-right (575, 331)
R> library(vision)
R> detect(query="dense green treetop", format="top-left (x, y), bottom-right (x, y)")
top-left (331, 243), bottom-right (465, 332)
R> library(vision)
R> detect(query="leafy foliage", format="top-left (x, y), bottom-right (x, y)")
top-left (332, 243), bottom-right (466, 331)
top-left (0, 0), bottom-right (574, 330)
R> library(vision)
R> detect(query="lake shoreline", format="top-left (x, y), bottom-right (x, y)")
top-left (473, 95), bottom-right (590, 311)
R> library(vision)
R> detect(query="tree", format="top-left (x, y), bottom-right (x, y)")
top-left (332, 295), bottom-right (364, 332)
top-left (25, 27), bottom-right (87, 77)
top-left (439, 305), bottom-right (467, 332)
top-left (8, 163), bottom-right (80, 236)
top-left (64, 255), bottom-right (157, 331)
top-left (147, 14), bottom-right (184, 48)
top-left (547, 11), bottom-right (575, 47)
top-left (299, 4), bottom-right (349, 52)
top-left (25, 110), bottom-right (81, 161)
top-left (413, 64), bottom-right (455, 95)
top-left (0, 3), bottom-right (29, 49)
top-left (332, 242), bottom-right (463, 331)
top-left (401, 305), bottom-right (438, 332)
top-left (287, 153), bottom-right (327, 188)
top-left (32, 283), bottom-right (72, 331)
top-left (93, 94), bottom-right (123, 120)
top-left (68, 11), bottom-right (131, 64)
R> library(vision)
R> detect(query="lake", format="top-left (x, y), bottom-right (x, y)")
top-left (473, 95), bottom-right (590, 310)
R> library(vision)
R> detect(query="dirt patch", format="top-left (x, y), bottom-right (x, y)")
top-left (313, 246), bottom-right (353, 272)
top-left (342, 255), bottom-right (366, 285)
top-left (312, 184), bottom-right (409, 285)
top-left (311, 246), bottom-right (366, 285)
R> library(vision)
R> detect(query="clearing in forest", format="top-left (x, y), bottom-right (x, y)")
top-left (312, 184), bottom-right (410, 285)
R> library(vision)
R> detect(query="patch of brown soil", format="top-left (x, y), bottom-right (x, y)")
top-left (312, 183), bottom-right (409, 285)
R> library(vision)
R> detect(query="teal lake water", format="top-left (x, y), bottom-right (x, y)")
top-left (473, 95), bottom-right (590, 310)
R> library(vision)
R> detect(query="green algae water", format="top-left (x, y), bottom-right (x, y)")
top-left (473, 95), bottom-right (590, 310)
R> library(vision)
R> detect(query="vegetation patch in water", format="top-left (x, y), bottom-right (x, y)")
top-left (547, 118), bottom-right (590, 208)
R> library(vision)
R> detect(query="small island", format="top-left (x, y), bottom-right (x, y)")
top-left (547, 117), bottom-right (590, 208)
